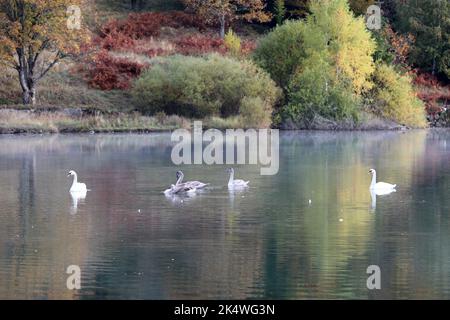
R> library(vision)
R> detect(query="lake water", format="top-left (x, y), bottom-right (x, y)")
top-left (0, 130), bottom-right (449, 299)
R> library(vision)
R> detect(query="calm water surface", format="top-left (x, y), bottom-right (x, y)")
top-left (0, 130), bottom-right (449, 299)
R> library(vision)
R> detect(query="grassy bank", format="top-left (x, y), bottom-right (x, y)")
top-left (0, 108), bottom-right (189, 134)
top-left (0, 107), bottom-right (258, 134)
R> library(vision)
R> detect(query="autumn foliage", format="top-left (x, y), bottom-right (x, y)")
top-left (174, 35), bottom-right (227, 55)
top-left (83, 10), bottom-right (257, 90)
top-left (0, 0), bottom-right (89, 104)
top-left (87, 51), bottom-right (144, 90)
top-left (100, 11), bottom-right (206, 40)
top-left (383, 25), bottom-right (415, 69)
top-left (414, 73), bottom-right (450, 115)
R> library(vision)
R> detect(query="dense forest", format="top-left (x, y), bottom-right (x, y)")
top-left (0, 0), bottom-right (449, 132)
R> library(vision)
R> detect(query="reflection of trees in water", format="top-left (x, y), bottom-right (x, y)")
top-left (255, 131), bottom-right (432, 298)
top-left (18, 155), bottom-right (36, 228)
top-left (1, 131), bottom-right (450, 299)
top-left (374, 129), bottom-right (450, 299)
top-left (0, 152), bottom-right (92, 299)
top-left (80, 187), bottom-right (265, 299)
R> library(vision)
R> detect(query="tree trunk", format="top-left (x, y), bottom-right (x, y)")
top-left (18, 67), bottom-right (36, 105)
top-left (23, 87), bottom-right (36, 105)
top-left (432, 56), bottom-right (436, 76)
top-left (219, 14), bottom-right (226, 39)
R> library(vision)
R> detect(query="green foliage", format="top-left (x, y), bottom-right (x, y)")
top-left (372, 26), bottom-right (395, 65)
top-left (253, 20), bottom-right (306, 90)
top-left (370, 64), bottom-right (427, 128)
top-left (286, 53), bottom-right (359, 125)
top-left (305, 0), bottom-right (375, 95)
top-left (132, 54), bottom-right (281, 127)
top-left (395, 0), bottom-right (450, 80)
top-left (240, 96), bottom-right (272, 128)
top-left (274, 0), bottom-right (286, 25)
top-left (224, 29), bottom-right (241, 57)
top-left (261, 0), bottom-right (375, 124)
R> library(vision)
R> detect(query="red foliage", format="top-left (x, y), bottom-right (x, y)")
top-left (100, 11), bottom-right (205, 40)
top-left (87, 51), bottom-right (145, 90)
top-left (101, 13), bottom-right (160, 39)
top-left (97, 32), bottom-right (136, 51)
top-left (82, 11), bottom-right (255, 91)
top-left (141, 48), bottom-right (168, 58)
top-left (175, 35), bottom-right (226, 55)
top-left (384, 25), bottom-right (414, 68)
top-left (161, 11), bottom-right (206, 30)
top-left (241, 40), bottom-right (257, 55)
top-left (414, 72), bottom-right (450, 115)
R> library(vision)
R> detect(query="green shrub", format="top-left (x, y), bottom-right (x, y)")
top-left (240, 96), bottom-right (272, 128)
top-left (253, 20), bottom-right (306, 90)
top-left (371, 64), bottom-right (427, 128)
top-left (224, 29), bottom-right (241, 57)
top-left (131, 54), bottom-right (281, 127)
top-left (284, 54), bottom-right (360, 126)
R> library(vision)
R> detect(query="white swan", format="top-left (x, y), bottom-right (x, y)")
top-left (227, 168), bottom-right (249, 188)
top-left (68, 170), bottom-right (88, 193)
top-left (175, 171), bottom-right (208, 190)
top-left (369, 169), bottom-right (396, 191)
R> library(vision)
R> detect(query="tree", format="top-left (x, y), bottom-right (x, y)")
top-left (253, 20), bottom-right (307, 90)
top-left (183, 0), bottom-right (271, 38)
top-left (0, 0), bottom-right (88, 105)
top-left (274, 0), bottom-right (286, 25)
top-left (370, 63), bottom-right (427, 128)
top-left (256, 0), bottom-right (376, 123)
top-left (395, 0), bottom-right (450, 79)
top-left (303, 0), bottom-right (376, 95)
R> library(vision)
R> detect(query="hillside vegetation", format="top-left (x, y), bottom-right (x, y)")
top-left (0, 0), bottom-right (449, 132)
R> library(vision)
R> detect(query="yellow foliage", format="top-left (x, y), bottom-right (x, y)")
top-left (0, 0), bottom-right (89, 70)
top-left (307, 0), bottom-right (376, 94)
top-left (224, 29), bottom-right (241, 57)
top-left (0, 0), bottom-right (90, 104)
top-left (373, 64), bottom-right (427, 128)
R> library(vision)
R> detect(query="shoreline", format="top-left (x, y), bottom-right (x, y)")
top-left (2, 125), bottom-right (449, 137)
top-left (0, 106), bottom-right (448, 135)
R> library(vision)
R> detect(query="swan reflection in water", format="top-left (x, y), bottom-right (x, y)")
top-left (164, 190), bottom-right (197, 205)
top-left (370, 187), bottom-right (396, 211)
top-left (70, 190), bottom-right (87, 214)
top-left (228, 185), bottom-right (249, 207)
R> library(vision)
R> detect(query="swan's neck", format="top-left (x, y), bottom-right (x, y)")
top-left (176, 174), bottom-right (184, 185)
top-left (370, 172), bottom-right (377, 188)
top-left (71, 173), bottom-right (78, 188)
top-left (228, 171), bottom-right (234, 185)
